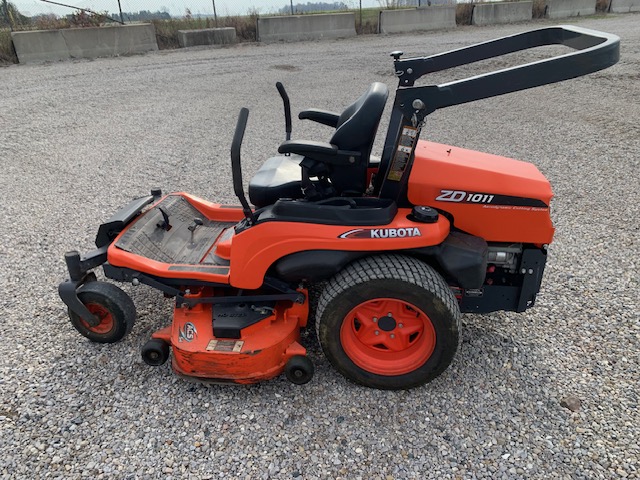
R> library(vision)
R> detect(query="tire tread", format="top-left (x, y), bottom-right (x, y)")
top-left (316, 254), bottom-right (461, 389)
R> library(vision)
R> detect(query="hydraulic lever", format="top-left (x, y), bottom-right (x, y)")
top-left (156, 207), bottom-right (171, 231)
top-left (276, 82), bottom-right (292, 144)
top-left (188, 218), bottom-right (204, 243)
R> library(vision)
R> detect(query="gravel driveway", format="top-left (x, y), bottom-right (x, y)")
top-left (0, 15), bottom-right (638, 479)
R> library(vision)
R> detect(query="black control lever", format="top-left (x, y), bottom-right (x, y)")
top-left (156, 207), bottom-right (171, 231)
top-left (230, 108), bottom-right (255, 226)
top-left (188, 218), bottom-right (204, 232)
top-left (276, 82), bottom-right (292, 142)
top-left (188, 218), bottom-right (204, 243)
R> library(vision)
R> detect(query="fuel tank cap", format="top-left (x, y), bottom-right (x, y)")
top-left (412, 206), bottom-right (439, 223)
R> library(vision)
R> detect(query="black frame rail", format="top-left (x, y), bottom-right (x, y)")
top-left (377, 25), bottom-right (620, 200)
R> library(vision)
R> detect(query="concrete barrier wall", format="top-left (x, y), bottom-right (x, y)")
top-left (545, 0), bottom-right (596, 17)
top-left (609, 0), bottom-right (640, 12)
top-left (472, 2), bottom-right (533, 25)
top-left (11, 24), bottom-right (157, 64)
top-left (379, 6), bottom-right (456, 34)
top-left (178, 27), bottom-right (236, 48)
top-left (257, 13), bottom-right (356, 42)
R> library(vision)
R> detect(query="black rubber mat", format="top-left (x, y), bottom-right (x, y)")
top-left (115, 195), bottom-right (234, 265)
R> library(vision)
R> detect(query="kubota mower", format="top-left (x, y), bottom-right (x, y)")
top-left (59, 26), bottom-right (619, 389)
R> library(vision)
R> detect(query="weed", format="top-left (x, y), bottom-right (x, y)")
top-left (532, 0), bottom-right (547, 18)
top-left (0, 28), bottom-right (17, 64)
top-left (456, 2), bottom-right (475, 25)
top-left (356, 8), bottom-right (379, 34)
top-left (32, 13), bottom-right (69, 30)
top-left (152, 17), bottom-right (223, 49)
top-left (223, 11), bottom-right (257, 41)
top-left (68, 10), bottom-right (108, 28)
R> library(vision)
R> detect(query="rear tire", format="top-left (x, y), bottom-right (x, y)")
top-left (316, 254), bottom-right (460, 390)
top-left (69, 281), bottom-right (136, 344)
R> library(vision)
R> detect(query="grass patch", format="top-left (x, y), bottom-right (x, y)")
top-left (532, 0), bottom-right (547, 18)
top-left (153, 17), bottom-right (213, 49)
top-left (0, 29), bottom-right (17, 64)
top-left (355, 8), bottom-right (379, 34)
top-left (152, 12), bottom-right (259, 48)
top-left (456, 3), bottom-right (475, 25)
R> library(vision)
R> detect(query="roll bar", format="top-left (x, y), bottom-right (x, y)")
top-left (376, 25), bottom-right (620, 200)
top-left (392, 25), bottom-right (619, 114)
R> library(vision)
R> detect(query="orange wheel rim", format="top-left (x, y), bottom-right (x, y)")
top-left (81, 303), bottom-right (114, 334)
top-left (340, 298), bottom-right (436, 376)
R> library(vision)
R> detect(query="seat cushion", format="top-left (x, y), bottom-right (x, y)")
top-left (249, 155), bottom-right (305, 208)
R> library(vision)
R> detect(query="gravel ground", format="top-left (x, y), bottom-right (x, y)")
top-left (1, 15), bottom-right (638, 479)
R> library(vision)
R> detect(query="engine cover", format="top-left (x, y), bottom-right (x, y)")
top-left (408, 141), bottom-right (554, 244)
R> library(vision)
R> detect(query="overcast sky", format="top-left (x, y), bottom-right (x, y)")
top-left (13, 0), bottom-right (378, 17)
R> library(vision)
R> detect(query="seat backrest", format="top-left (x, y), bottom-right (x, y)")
top-left (327, 82), bottom-right (388, 194)
top-left (330, 82), bottom-right (389, 155)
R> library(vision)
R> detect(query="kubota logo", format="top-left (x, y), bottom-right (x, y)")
top-left (339, 228), bottom-right (422, 239)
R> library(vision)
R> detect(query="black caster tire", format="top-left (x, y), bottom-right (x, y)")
top-left (316, 254), bottom-right (461, 390)
top-left (141, 339), bottom-right (170, 366)
top-left (285, 355), bottom-right (314, 385)
top-left (69, 281), bottom-right (136, 344)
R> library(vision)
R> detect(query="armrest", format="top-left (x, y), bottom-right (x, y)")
top-left (279, 140), bottom-right (337, 158)
top-left (278, 140), bottom-right (360, 166)
top-left (298, 109), bottom-right (340, 128)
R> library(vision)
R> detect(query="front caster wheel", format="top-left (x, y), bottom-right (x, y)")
top-left (316, 254), bottom-right (461, 390)
top-left (285, 355), bottom-right (314, 385)
top-left (68, 281), bottom-right (136, 343)
top-left (141, 339), bottom-right (170, 366)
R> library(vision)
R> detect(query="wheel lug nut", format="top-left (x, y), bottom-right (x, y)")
top-left (387, 312), bottom-right (392, 317)
top-left (390, 334), bottom-right (395, 339)
top-left (399, 324), bottom-right (403, 328)
top-left (375, 330), bottom-right (380, 336)
top-left (373, 317), bottom-right (377, 323)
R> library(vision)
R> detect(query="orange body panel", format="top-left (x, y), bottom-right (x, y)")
top-left (106, 193), bottom-right (244, 284)
top-left (164, 289), bottom-right (308, 383)
top-left (229, 209), bottom-right (450, 289)
top-left (107, 247), bottom-right (232, 283)
top-left (408, 141), bottom-right (555, 244)
top-left (107, 195), bottom-right (451, 288)
top-left (178, 193), bottom-right (246, 223)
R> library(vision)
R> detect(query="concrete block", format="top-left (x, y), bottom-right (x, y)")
top-left (545, 0), bottom-right (596, 18)
top-left (609, 0), bottom-right (640, 12)
top-left (257, 13), bottom-right (356, 43)
top-left (379, 6), bottom-right (456, 34)
top-left (11, 24), bottom-right (158, 64)
top-left (178, 27), bottom-right (236, 48)
top-left (472, 1), bottom-right (533, 25)
top-left (10, 29), bottom-right (69, 63)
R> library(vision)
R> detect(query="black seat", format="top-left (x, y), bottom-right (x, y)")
top-left (248, 82), bottom-right (389, 208)
top-left (248, 155), bottom-right (305, 208)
